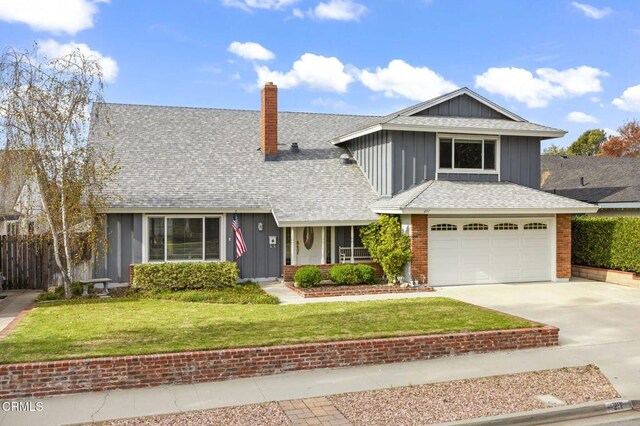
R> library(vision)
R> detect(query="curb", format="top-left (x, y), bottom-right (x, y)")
top-left (441, 399), bottom-right (640, 425)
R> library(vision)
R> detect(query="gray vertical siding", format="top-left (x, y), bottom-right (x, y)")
top-left (102, 213), bottom-right (143, 283)
top-left (414, 94), bottom-right (510, 119)
top-left (391, 130), bottom-right (436, 194)
top-left (347, 131), bottom-right (393, 196)
top-left (500, 136), bottom-right (541, 189)
top-left (226, 213), bottom-right (282, 279)
top-left (438, 173), bottom-right (498, 182)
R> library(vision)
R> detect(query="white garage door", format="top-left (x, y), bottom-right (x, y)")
top-left (428, 218), bottom-right (553, 286)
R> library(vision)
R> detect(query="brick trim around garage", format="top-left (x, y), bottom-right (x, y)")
top-left (411, 214), bottom-right (428, 282)
top-left (556, 214), bottom-right (572, 279)
top-left (0, 326), bottom-right (558, 399)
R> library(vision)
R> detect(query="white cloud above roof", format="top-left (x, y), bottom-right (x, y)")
top-left (572, 2), bottom-right (612, 19)
top-left (228, 41), bottom-right (275, 61)
top-left (474, 66), bottom-right (608, 108)
top-left (0, 0), bottom-right (107, 34)
top-left (567, 111), bottom-right (598, 123)
top-left (358, 59), bottom-right (458, 101)
top-left (612, 83), bottom-right (640, 112)
top-left (312, 0), bottom-right (367, 21)
top-left (255, 53), bottom-right (353, 92)
top-left (38, 39), bottom-right (119, 83)
top-left (221, 0), bottom-right (298, 12)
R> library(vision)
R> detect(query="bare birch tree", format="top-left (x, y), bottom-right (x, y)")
top-left (0, 45), bottom-right (117, 298)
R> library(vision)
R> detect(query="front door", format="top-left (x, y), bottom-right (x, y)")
top-left (296, 226), bottom-right (323, 265)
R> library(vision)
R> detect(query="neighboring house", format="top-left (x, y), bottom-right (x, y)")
top-left (0, 150), bottom-right (29, 236)
top-left (89, 86), bottom-right (596, 286)
top-left (541, 156), bottom-right (640, 217)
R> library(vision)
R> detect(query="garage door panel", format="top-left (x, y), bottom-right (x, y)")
top-left (429, 218), bottom-right (551, 285)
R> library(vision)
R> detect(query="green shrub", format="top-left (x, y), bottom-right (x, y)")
top-left (294, 266), bottom-right (323, 288)
top-left (360, 215), bottom-right (412, 283)
top-left (133, 261), bottom-right (239, 290)
top-left (329, 264), bottom-right (359, 285)
top-left (38, 282), bottom-right (91, 302)
top-left (354, 264), bottom-right (375, 284)
top-left (36, 291), bottom-right (62, 302)
top-left (573, 216), bottom-right (640, 274)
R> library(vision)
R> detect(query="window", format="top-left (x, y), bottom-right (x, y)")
top-left (494, 223), bottom-right (518, 230)
top-left (431, 223), bottom-right (457, 231)
top-left (524, 222), bottom-right (547, 230)
top-left (7, 221), bottom-right (18, 236)
top-left (439, 137), bottom-right (497, 171)
top-left (147, 216), bottom-right (222, 262)
top-left (463, 223), bottom-right (488, 231)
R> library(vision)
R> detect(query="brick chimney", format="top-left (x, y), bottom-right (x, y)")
top-left (261, 82), bottom-right (278, 160)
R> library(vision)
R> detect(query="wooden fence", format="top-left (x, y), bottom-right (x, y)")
top-left (0, 235), bottom-right (92, 290)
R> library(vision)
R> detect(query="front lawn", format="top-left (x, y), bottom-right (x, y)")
top-left (0, 298), bottom-right (540, 364)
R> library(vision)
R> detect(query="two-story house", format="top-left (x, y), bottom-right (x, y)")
top-left (89, 85), bottom-right (597, 286)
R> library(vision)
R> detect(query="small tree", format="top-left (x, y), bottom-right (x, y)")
top-left (360, 215), bottom-right (412, 283)
top-left (600, 120), bottom-right (640, 157)
top-left (542, 143), bottom-right (569, 156)
top-left (567, 129), bottom-right (606, 156)
top-left (0, 45), bottom-right (117, 298)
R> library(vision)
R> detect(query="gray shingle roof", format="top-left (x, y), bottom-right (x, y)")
top-left (371, 180), bottom-right (597, 212)
top-left (541, 156), bottom-right (640, 204)
top-left (386, 116), bottom-right (565, 135)
top-left (89, 104), bottom-right (380, 224)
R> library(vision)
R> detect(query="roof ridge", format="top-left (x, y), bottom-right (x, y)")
top-left (401, 180), bottom-right (435, 209)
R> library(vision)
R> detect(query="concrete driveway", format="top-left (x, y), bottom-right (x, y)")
top-left (437, 278), bottom-right (640, 398)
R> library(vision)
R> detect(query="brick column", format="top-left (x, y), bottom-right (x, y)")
top-left (556, 214), bottom-right (572, 280)
top-left (411, 215), bottom-right (428, 282)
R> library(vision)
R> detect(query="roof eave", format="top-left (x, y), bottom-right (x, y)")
top-left (371, 207), bottom-right (599, 215)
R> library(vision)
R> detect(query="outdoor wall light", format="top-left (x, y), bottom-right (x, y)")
top-left (257, 221), bottom-right (263, 232)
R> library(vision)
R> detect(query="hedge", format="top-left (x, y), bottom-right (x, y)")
top-left (133, 262), bottom-right (239, 290)
top-left (329, 264), bottom-right (375, 285)
top-left (572, 216), bottom-right (640, 274)
top-left (294, 266), bottom-right (323, 288)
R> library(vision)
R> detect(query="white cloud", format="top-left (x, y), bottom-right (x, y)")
top-left (0, 0), bottom-right (107, 34)
top-left (228, 41), bottom-right (274, 61)
top-left (474, 66), bottom-right (608, 108)
top-left (358, 59), bottom-right (458, 101)
top-left (311, 97), bottom-right (352, 111)
top-left (221, 0), bottom-right (298, 12)
top-left (291, 8), bottom-right (304, 18)
top-left (37, 39), bottom-right (118, 83)
top-left (255, 53), bottom-right (353, 93)
top-left (604, 127), bottom-right (620, 137)
top-left (313, 0), bottom-right (367, 21)
top-left (612, 84), bottom-right (640, 112)
top-left (567, 111), bottom-right (598, 123)
top-left (572, 2), bottom-right (611, 19)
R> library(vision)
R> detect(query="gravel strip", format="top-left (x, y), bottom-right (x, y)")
top-left (98, 402), bottom-right (289, 426)
top-left (329, 365), bottom-right (618, 425)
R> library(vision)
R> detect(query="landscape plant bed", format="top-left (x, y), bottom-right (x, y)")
top-left (286, 282), bottom-right (434, 298)
top-left (0, 298), bottom-right (539, 364)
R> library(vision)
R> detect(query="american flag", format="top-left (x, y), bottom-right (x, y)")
top-left (232, 215), bottom-right (247, 259)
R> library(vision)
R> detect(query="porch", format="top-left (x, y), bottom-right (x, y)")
top-left (282, 225), bottom-right (372, 266)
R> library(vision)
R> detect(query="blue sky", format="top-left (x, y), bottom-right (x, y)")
top-left (1, 0), bottom-right (639, 148)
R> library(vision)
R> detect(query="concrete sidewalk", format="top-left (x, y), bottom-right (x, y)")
top-left (0, 290), bottom-right (38, 335)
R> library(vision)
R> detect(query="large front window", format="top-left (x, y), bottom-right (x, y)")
top-left (439, 137), bottom-right (497, 171)
top-left (147, 216), bottom-right (221, 262)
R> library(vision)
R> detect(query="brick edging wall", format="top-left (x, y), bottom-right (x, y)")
top-left (285, 283), bottom-right (434, 298)
top-left (572, 265), bottom-right (640, 287)
top-left (283, 262), bottom-right (383, 282)
top-left (0, 326), bottom-right (558, 399)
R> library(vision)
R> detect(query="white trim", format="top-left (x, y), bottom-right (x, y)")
top-left (330, 226), bottom-right (336, 264)
top-left (321, 226), bottom-right (326, 265)
top-left (372, 207), bottom-right (599, 215)
top-left (290, 227), bottom-right (297, 266)
top-left (275, 219), bottom-right (376, 227)
top-left (550, 215), bottom-right (557, 282)
top-left (400, 88), bottom-right (527, 122)
top-left (105, 207), bottom-right (272, 214)
top-left (597, 202), bottom-right (640, 209)
top-left (436, 134), bottom-right (500, 177)
top-left (142, 213), bottom-right (226, 263)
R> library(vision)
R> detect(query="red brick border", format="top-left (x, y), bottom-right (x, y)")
top-left (0, 326), bottom-right (558, 399)
top-left (283, 262), bottom-right (384, 282)
top-left (0, 303), bottom-right (34, 340)
top-left (285, 283), bottom-right (434, 298)
top-left (572, 264), bottom-right (640, 287)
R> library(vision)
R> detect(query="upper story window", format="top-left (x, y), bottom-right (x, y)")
top-left (438, 137), bottom-right (497, 172)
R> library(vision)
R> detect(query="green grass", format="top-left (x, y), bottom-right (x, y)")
top-left (0, 298), bottom-right (540, 364)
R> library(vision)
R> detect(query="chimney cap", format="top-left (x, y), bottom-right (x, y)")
top-left (264, 81), bottom-right (277, 87)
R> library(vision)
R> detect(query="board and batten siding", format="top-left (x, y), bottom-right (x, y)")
top-left (413, 94), bottom-right (510, 120)
top-left (500, 136), bottom-right (541, 189)
top-left (438, 173), bottom-right (499, 182)
top-left (391, 130), bottom-right (436, 194)
top-left (226, 213), bottom-right (282, 279)
top-left (347, 131), bottom-right (393, 196)
top-left (99, 213), bottom-right (142, 283)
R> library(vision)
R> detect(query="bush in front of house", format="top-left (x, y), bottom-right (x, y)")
top-left (294, 266), bottom-right (323, 288)
top-left (133, 261), bottom-right (239, 290)
top-left (354, 264), bottom-right (375, 284)
top-left (329, 264), bottom-right (359, 285)
top-left (360, 215), bottom-right (412, 283)
top-left (573, 216), bottom-right (640, 274)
